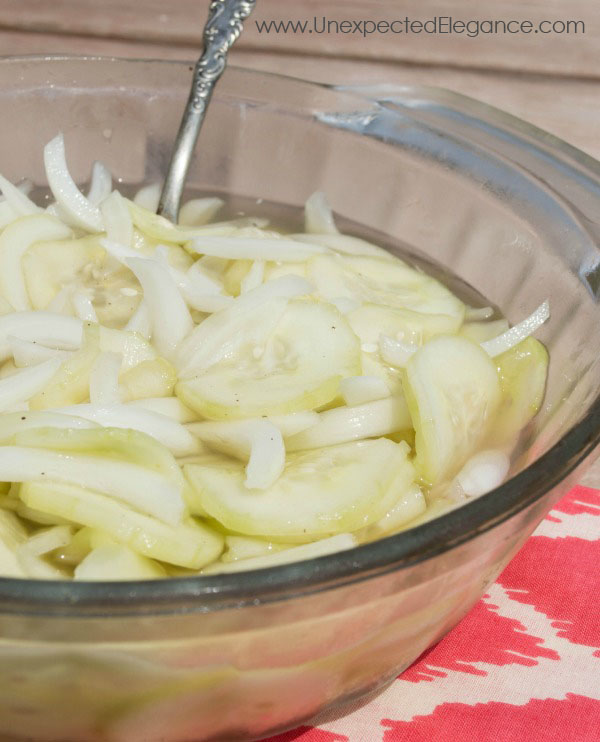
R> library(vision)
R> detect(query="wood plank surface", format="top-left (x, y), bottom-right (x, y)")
top-left (0, 0), bottom-right (598, 78)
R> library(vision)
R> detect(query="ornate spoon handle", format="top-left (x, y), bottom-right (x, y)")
top-left (157, 0), bottom-right (257, 222)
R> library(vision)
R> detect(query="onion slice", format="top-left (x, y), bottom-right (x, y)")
top-left (188, 236), bottom-right (327, 262)
top-left (455, 449), bottom-right (510, 497)
top-left (379, 334), bottom-right (418, 367)
top-left (56, 403), bottom-right (200, 457)
top-left (188, 418), bottom-right (285, 490)
top-left (126, 256), bottom-right (193, 360)
top-left (304, 191), bottom-right (339, 235)
top-left (0, 446), bottom-right (184, 525)
top-left (43, 134), bottom-right (104, 232)
top-left (481, 301), bottom-right (550, 358)
top-left (86, 161), bottom-right (112, 206)
top-left (0, 358), bottom-right (62, 412)
top-left (0, 312), bottom-right (83, 362)
top-left (340, 375), bottom-right (391, 406)
top-left (286, 396), bottom-right (412, 451)
top-left (0, 173), bottom-right (41, 216)
top-left (178, 197), bottom-right (224, 226)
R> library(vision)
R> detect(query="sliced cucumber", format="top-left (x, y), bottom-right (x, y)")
top-left (20, 480), bottom-right (223, 569)
top-left (22, 234), bottom-right (103, 310)
top-left (177, 300), bottom-right (360, 420)
top-left (490, 337), bottom-right (549, 446)
top-left (184, 438), bottom-right (414, 540)
top-left (403, 335), bottom-right (501, 484)
top-left (308, 254), bottom-right (465, 321)
top-left (348, 303), bottom-right (461, 346)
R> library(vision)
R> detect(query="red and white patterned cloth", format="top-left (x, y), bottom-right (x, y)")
top-left (265, 485), bottom-right (600, 742)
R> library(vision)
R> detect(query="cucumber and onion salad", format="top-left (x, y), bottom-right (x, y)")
top-left (0, 135), bottom-right (549, 580)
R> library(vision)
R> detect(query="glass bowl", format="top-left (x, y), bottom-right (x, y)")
top-left (0, 56), bottom-right (599, 742)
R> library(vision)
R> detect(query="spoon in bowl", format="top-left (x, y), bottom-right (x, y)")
top-left (157, 0), bottom-right (257, 223)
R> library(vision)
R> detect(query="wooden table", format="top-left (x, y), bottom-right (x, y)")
top-left (1, 0), bottom-right (599, 484)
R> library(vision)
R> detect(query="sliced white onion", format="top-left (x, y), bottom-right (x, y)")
top-left (8, 336), bottom-right (72, 368)
top-left (56, 403), bottom-right (201, 457)
top-left (178, 197), bottom-right (224, 226)
top-left (153, 246), bottom-right (233, 313)
top-left (128, 397), bottom-right (197, 424)
top-left (203, 533), bottom-right (357, 574)
top-left (124, 299), bottom-right (151, 339)
top-left (43, 134), bottom-right (104, 232)
top-left (186, 260), bottom-right (227, 295)
top-left (100, 237), bottom-right (139, 265)
top-left (0, 201), bottom-right (18, 230)
top-left (266, 411), bottom-right (320, 437)
top-left (176, 275), bottom-right (313, 376)
top-left (132, 183), bottom-right (161, 212)
top-left (100, 190), bottom-right (133, 246)
top-left (19, 524), bottom-right (73, 557)
top-left (126, 256), bottom-right (193, 360)
top-left (286, 396), bottom-right (412, 452)
top-left (481, 301), bottom-right (550, 358)
top-left (0, 312), bottom-right (83, 361)
top-left (0, 411), bottom-right (97, 442)
top-left (455, 449), bottom-right (510, 497)
top-left (188, 235), bottom-right (327, 262)
top-left (291, 233), bottom-right (392, 259)
top-left (464, 306), bottom-right (494, 321)
top-left (241, 260), bottom-right (265, 294)
top-left (89, 352), bottom-right (122, 406)
top-left (0, 172), bottom-right (41, 216)
top-left (0, 446), bottom-right (184, 525)
top-left (0, 357), bottom-right (62, 412)
top-left (86, 161), bottom-right (112, 206)
top-left (0, 214), bottom-right (72, 312)
top-left (340, 375), bottom-right (391, 406)
top-left (71, 290), bottom-right (98, 322)
top-left (188, 418), bottom-right (285, 490)
top-left (304, 191), bottom-right (339, 235)
top-left (379, 334), bottom-right (418, 367)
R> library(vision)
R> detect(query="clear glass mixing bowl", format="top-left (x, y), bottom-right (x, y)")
top-left (0, 57), bottom-right (598, 742)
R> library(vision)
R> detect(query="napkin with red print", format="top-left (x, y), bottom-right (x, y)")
top-left (264, 485), bottom-right (600, 742)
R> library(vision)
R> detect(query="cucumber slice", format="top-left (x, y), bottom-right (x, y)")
top-left (308, 254), bottom-right (465, 320)
top-left (22, 234), bottom-right (104, 310)
top-left (20, 480), bottom-right (223, 569)
top-left (0, 214), bottom-right (72, 311)
top-left (403, 335), bottom-right (501, 484)
top-left (348, 303), bottom-right (461, 346)
top-left (490, 337), bottom-right (549, 446)
top-left (184, 438), bottom-right (414, 539)
top-left (177, 300), bottom-right (360, 420)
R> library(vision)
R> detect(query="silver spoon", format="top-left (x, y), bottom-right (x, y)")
top-left (157, 0), bottom-right (257, 223)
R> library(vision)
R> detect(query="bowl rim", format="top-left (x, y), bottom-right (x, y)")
top-left (0, 55), bottom-right (598, 613)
